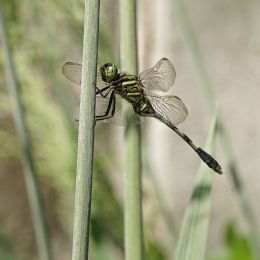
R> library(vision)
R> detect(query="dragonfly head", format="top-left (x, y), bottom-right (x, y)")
top-left (100, 63), bottom-right (119, 82)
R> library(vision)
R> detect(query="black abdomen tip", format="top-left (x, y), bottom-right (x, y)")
top-left (197, 148), bottom-right (223, 175)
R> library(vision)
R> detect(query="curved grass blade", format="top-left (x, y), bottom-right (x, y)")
top-left (174, 109), bottom-right (218, 260)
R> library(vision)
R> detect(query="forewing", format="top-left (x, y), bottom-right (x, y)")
top-left (147, 93), bottom-right (188, 126)
top-left (139, 58), bottom-right (176, 92)
top-left (62, 62), bottom-right (108, 89)
top-left (62, 62), bottom-right (82, 86)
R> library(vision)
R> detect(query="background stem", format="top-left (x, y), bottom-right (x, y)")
top-left (120, 0), bottom-right (144, 259)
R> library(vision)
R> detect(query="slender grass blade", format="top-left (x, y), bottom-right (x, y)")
top-left (174, 109), bottom-right (218, 260)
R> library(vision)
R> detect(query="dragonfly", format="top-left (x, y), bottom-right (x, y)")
top-left (62, 58), bottom-right (222, 174)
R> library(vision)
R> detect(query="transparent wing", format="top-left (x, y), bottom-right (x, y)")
top-left (96, 94), bottom-right (140, 126)
top-left (139, 58), bottom-right (176, 92)
top-left (62, 62), bottom-right (108, 89)
top-left (146, 92), bottom-right (188, 126)
top-left (111, 98), bottom-right (140, 125)
top-left (62, 62), bottom-right (82, 86)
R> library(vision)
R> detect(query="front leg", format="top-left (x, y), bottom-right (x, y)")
top-left (95, 91), bottom-right (116, 120)
top-left (93, 82), bottom-right (114, 98)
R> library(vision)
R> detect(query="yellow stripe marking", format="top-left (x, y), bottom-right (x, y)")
top-left (121, 80), bottom-right (137, 86)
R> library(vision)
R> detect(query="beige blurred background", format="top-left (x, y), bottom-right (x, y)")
top-left (137, 0), bottom-right (260, 254)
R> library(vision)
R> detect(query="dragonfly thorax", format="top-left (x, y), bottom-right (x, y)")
top-left (100, 63), bottom-right (119, 82)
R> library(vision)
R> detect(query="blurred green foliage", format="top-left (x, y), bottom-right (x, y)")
top-left (145, 239), bottom-right (166, 260)
top-left (0, 233), bottom-right (13, 260)
top-left (210, 222), bottom-right (254, 260)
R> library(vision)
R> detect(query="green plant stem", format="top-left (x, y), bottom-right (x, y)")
top-left (71, 0), bottom-right (100, 259)
top-left (174, 109), bottom-right (218, 260)
top-left (172, 0), bottom-right (259, 257)
top-left (120, 1), bottom-right (144, 260)
top-left (0, 7), bottom-right (52, 260)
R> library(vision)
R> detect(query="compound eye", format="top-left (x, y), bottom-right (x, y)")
top-left (111, 65), bottom-right (118, 78)
top-left (100, 66), bottom-right (107, 82)
top-left (100, 63), bottom-right (118, 82)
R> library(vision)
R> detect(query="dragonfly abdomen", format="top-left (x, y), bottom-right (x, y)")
top-left (153, 112), bottom-right (222, 174)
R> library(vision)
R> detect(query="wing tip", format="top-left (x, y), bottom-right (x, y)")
top-left (62, 61), bottom-right (74, 74)
top-left (162, 57), bottom-right (170, 62)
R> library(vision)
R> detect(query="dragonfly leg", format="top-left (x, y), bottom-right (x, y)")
top-left (94, 83), bottom-right (113, 98)
top-left (95, 91), bottom-right (116, 120)
top-left (100, 87), bottom-right (114, 98)
top-left (110, 95), bottom-right (116, 117)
